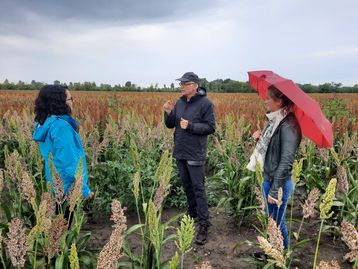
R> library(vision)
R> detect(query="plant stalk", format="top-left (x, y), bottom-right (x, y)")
top-left (313, 220), bottom-right (324, 269)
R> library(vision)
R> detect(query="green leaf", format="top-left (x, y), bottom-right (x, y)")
top-left (79, 255), bottom-right (93, 267)
top-left (118, 260), bottom-right (137, 267)
top-left (55, 254), bottom-right (65, 269)
top-left (293, 232), bottom-right (298, 240)
top-left (232, 240), bottom-right (254, 252)
top-left (241, 205), bottom-right (259, 210)
top-left (262, 263), bottom-right (274, 269)
top-left (162, 212), bottom-right (184, 227)
top-left (290, 238), bottom-right (311, 250)
top-left (160, 259), bottom-right (171, 268)
top-left (162, 233), bottom-right (177, 245)
top-left (237, 256), bottom-right (266, 267)
top-left (332, 201), bottom-right (344, 207)
top-left (0, 202), bottom-right (12, 221)
top-left (125, 223), bottom-right (145, 236)
top-left (142, 203), bottom-right (148, 213)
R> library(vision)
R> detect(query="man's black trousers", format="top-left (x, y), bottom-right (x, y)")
top-left (176, 160), bottom-right (210, 227)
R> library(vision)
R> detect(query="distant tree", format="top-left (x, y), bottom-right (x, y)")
top-left (199, 78), bottom-right (210, 90)
top-left (1, 78), bottom-right (356, 92)
top-left (54, 80), bottom-right (61, 85)
top-left (100, 83), bottom-right (112, 91)
top-left (209, 79), bottom-right (224, 92)
top-left (333, 82), bottom-right (342, 89)
top-left (318, 82), bottom-right (341, 93)
top-left (125, 81), bottom-right (132, 88)
top-left (29, 80), bottom-right (43, 90)
top-left (299, 83), bottom-right (317, 93)
top-left (73, 82), bottom-right (81, 91)
top-left (222, 80), bottom-right (242, 92)
top-left (2, 78), bottom-right (15, 90)
top-left (15, 80), bottom-right (26, 90)
top-left (239, 81), bottom-right (254, 93)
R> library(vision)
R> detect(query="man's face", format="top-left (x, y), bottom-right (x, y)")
top-left (179, 81), bottom-right (197, 98)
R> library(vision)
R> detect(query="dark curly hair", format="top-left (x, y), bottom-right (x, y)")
top-left (34, 85), bottom-right (71, 125)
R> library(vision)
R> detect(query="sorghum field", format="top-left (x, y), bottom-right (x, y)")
top-left (0, 90), bottom-right (357, 269)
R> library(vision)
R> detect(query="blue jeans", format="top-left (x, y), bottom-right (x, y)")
top-left (262, 177), bottom-right (293, 249)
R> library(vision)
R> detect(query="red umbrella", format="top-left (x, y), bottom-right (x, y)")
top-left (248, 70), bottom-right (333, 148)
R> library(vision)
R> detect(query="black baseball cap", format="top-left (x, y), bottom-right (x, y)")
top-left (176, 72), bottom-right (200, 84)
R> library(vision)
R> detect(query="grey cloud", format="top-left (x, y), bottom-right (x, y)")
top-left (1, 0), bottom-right (357, 86)
top-left (1, 0), bottom-right (218, 32)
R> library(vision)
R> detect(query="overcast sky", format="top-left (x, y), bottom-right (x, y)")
top-left (0, 0), bottom-right (357, 87)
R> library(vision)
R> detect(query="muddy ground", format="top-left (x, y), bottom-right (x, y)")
top-left (84, 207), bottom-right (351, 269)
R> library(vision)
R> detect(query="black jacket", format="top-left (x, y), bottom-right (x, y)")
top-left (263, 113), bottom-right (301, 199)
top-left (164, 87), bottom-right (215, 161)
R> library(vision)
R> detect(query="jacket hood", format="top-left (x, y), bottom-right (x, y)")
top-left (32, 114), bottom-right (78, 142)
top-left (197, 86), bottom-right (207, 96)
top-left (180, 86), bottom-right (207, 103)
top-left (32, 116), bottom-right (57, 142)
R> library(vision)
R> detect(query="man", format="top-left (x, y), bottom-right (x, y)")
top-left (163, 72), bottom-right (215, 244)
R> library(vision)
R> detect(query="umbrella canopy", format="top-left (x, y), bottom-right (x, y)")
top-left (248, 70), bottom-right (333, 148)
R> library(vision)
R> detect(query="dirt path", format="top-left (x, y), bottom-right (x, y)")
top-left (84, 208), bottom-right (351, 269)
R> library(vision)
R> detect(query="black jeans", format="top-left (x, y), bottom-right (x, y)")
top-left (176, 160), bottom-right (210, 227)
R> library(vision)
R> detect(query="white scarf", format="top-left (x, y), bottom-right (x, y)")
top-left (246, 107), bottom-right (289, 172)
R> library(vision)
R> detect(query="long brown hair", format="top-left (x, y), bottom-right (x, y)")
top-left (267, 85), bottom-right (294, 110)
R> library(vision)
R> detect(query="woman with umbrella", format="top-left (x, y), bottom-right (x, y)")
top-left (247, 85), bottom-right (302, 249)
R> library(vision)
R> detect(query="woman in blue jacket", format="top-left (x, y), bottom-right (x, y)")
top-left (32, 85), bottom-right (93, 199)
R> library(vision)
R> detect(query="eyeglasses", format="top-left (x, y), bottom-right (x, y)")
top-left (66, 96), bottom-right (74, 102)
top-left (179, 82), bottom-right (195, 86)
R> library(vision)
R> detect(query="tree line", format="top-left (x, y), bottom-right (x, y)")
top-left (1, 78), bottom-right (358, 93)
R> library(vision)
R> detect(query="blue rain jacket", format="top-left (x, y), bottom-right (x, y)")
top-left (32, 114), bottom-right (91, 198)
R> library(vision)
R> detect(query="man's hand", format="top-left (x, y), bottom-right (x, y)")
top-left (163, 100), bottom-right (174, 114)
top-left (180, 117), bottom-right (189, 129)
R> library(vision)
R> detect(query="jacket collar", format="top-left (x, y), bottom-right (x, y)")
top-left (180, 87), bottom-right (207, 103)
top-left (56, 114), bottom-right (79, 132)
top-left (32, 114), bottom-right (78, 142)
top-left (271, 112), bottom-right (295, 136)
